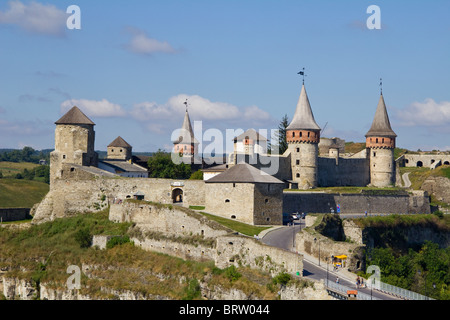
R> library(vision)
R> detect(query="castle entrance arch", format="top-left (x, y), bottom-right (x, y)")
top-left (172, 188), bottom-right (183, 203)
top-left (416, 161), bottom-right (423, 167)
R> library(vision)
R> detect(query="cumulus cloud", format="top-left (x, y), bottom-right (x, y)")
top-left (395, 98), bottom-right (450, 127)
top-left (61, 99), bottom-right (126, 118)
top-left (123, 27), bottom-right (176, 56)
top-left (0, 0), bottom-right (67, 36)
top-left (130, 94), bottom-right (274, 127)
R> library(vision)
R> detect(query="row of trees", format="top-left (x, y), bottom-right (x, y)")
top-left (0, 165), bottom-right (50, 184)
top-left (0, 147), bottom-right (50, 164)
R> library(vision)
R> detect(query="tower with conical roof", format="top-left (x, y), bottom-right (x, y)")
top-left (286, 83), bottom-right (321, 189)
top-left (173, 102), bottom-right (199, 159)
top-left (50, 106), bottom-right (98, 183)
top-left (107, 136), bottom-right (132, 161)
top-left (365, 92), bottom-right (397, 187)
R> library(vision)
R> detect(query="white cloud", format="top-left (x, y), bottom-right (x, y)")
top-left (124, 27), bottom-right (176, 55)
top-left (395, 98), bottom-right (450, 127)
top-left (0, 1), bottom-right (67, 36)
top-left (61, 99), bottom-right (126, 118)
top-left (130, 94), bottom-right (275, 130)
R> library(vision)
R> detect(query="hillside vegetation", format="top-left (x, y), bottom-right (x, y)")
top-left (0, 209), bottom-right (285, 300)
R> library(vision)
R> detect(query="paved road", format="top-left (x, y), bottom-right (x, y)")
top-left (261, 222), bottom-right (398, 300)
top-left (402, 172), bottom-right (412, 188)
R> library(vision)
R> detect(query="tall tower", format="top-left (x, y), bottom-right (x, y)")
top-left (50, 106), bottom-right (98, 183)
top-left (286, 83), bottom-right (321, 189)
top-left (173, 104), bottom-right (199, 160)
top-left (365, 93), bottom-right (397, 187)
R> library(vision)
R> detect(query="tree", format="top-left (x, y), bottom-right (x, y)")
top-left (189, 170), bottom-right (203, 180)
top-left (271, 114), bottom-right (289, 155)
top-left (147, 149), bottom-right (192, 179)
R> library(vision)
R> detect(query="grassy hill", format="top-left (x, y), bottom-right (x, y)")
top-left (0, 209), bottom-right (287, 300)
top-left (0, 161), bottom-right (40, 177)
top-left (0, 178), bottom-right (49, 208)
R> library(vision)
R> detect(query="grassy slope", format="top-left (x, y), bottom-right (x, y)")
top-left (0, 178), bottom-right (49, 208)
top-left (0, 209), bottom-right (278, 300)
top-left (0, 162), bottom-right (40, 176)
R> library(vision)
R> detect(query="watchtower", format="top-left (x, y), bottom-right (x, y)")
top-left (365, 93), bottom-right (397, 187)
top-left (50, 106), bottom-right (98, 183)
top-left (286, 83), bottom-right (321, 189)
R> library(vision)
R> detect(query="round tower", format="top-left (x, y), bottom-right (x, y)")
top-left (365, 93), bottom-right (397, 187)
top-left (287, 84), bottom-right (321, 189)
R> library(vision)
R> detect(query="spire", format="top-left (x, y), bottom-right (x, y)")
top-left (287, 84), bottom-right (321, 131)
top-left (173, 103), bottom-right (199, 145)
top-left (365, 93), bottom-right (397, 138)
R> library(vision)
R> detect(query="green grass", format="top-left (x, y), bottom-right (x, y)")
top-left (0, 161), bottom-right (40, 177)
top-left (189, 205), bottom-right (206, 210)
top-left (399, 165), bottom-right (450, 190)
top-left (198, 211), bottom-right (270, 236)
top-left (0, 178), bottom-right (49, 208)
top-left (0, 208), bottom-right (278, 300)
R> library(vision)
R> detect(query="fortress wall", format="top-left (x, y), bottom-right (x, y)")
top-left (318, 157), bottom-right (370, 187)
top-left (109, 201), bottom-right (229, 239)
top-left (33, 174), bottom-right (206, 224)
top-left (401, 154), bottom-right (450, 168)
top-left (283, 192), bottom-right (430, 214)
top-left (205, 183), bottom-right (255, 225)
top-left (253, 183), bottom-right (284, 225)
top-left (215, 235), bottom-right (303, 276)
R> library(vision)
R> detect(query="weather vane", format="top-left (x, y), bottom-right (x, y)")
top-left (298, 67), bottom-right (306, 84)
top-left (379, 78), bottom-right (383, 94)
top-left (184, 99), bottom-right (188, 112)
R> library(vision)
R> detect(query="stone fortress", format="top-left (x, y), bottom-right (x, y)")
top-left (33, 81), bottom-right (431, 228)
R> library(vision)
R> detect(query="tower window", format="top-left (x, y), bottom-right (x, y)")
top-left (376, 138), bottom-right (379, 143)
top-left (292, 132), bottom-right (296, 137)
top-left (63, 155), bottom-right (66, 159)
top-left (300, 132), bottom-right (302, 137)
top-left (296, 148), bottom-right (300, 153)
top-left (373, 152), bottom-right (376, 157)
top-left (296, 159), bottom-right (300, 165)
top-left (225, 199), bottom-right (230, 203)
top-left (308, 132), bottom-right (310, 137)
top-left (296, 173), bottom-right (300, 178)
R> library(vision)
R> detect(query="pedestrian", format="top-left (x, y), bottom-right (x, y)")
top-left (336, 277), bottom-right (339, 284)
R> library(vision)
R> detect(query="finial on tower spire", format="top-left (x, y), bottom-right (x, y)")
top-left (298, 67), bottom-right (306, 84)
top-left (380, 77), bottom-right (383, 95)
top-left (184, 99), bottom-right (188, 112)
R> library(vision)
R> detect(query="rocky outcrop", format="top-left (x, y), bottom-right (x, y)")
top-left (421, 176), bottom-right (450, 210)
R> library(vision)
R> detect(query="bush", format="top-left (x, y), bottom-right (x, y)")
top-left (182, 279), bottom-right (202, 300)
top-left (224, 265), bottom-right (242, 282)
top-left (272, 272), bottom-right (291, 286)
top-left (75, 228), bottom-right (92, 248)
top-left (106, 236), bottom-right (131, 249)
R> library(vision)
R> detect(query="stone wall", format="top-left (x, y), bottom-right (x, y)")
top-left (318, 156), bottom-right (370, 187)
top-left (215, 235), bottom-right (303, 276)
top-left (295, 230), bottom-right (365, 272)
top-left (0, 208), bottom-right (31, 222)
top-left (400, 154), bottom-right (450, 168)
top-left (109, 201), bottom-right (230, 239)
top-left (283, 191), bottom-right (430, 215)
top-left (33, 171), bottom-right (206, 224)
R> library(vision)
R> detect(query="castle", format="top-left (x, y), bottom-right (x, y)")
top-left (190, 83), bottom-right (398, 189)
top-left (32, 80), bottom-right (425, 228)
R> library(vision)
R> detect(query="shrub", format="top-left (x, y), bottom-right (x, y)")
top-left (106, 236), bottom-right (131, 249)
top-left (272, 272), bottom-right (291, 286)
top-left (75, 228), bottom-right (92, 248)
top-left (224, 265), bottom-right (242, 282)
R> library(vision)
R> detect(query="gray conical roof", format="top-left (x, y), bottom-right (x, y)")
top-left (365, 94), bottom-right (397, 138)
top-left (108, 136), bottom-right (132, 148)
top-left (55, 106), bottom-right (95, 125)
top-left (205, 163), bottom-right (284, 184)
top-left (173, 109), bottom-right (199, 144)
top-left (287, 84), bottom-right (321, 131)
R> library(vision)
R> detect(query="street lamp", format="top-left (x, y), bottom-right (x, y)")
top-left (314, 237), bottom-right (321, 266)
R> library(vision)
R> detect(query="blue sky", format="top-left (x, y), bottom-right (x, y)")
top-left (0, 0), bottom-right (449, 152)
